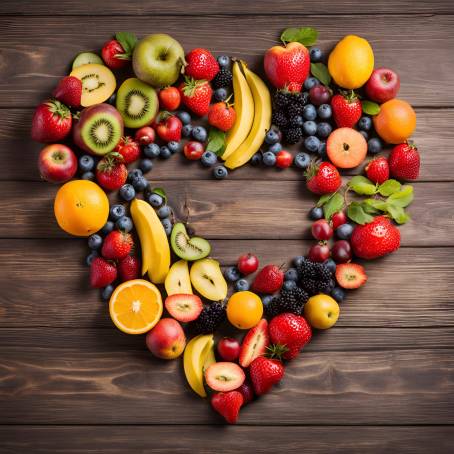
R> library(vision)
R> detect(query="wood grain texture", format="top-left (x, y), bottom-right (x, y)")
top-left (1, 15), bottom-right (453, 107)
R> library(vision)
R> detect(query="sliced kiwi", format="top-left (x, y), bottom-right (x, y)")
top-left (116, 78), bottom-right (159, 128)
top-left (171, 223), bottom-right (211, 261)
top-left (72, 52), bottom-right (104, 70)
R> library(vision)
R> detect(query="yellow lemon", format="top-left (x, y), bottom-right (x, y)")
top-left (227, 291), bottom-right (263, 329)
top-left (328, 35), bottom-right (374, 89)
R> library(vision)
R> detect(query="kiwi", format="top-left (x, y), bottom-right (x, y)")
top-left (171, 223), bottom-right (211, 261)
top-left (72, 52), bottom-right (104, 70)
top-left (116, 78), bottom-right (159, 128)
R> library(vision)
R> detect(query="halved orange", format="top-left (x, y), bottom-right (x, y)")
top-left (109, 279), bottom-right (163, 334)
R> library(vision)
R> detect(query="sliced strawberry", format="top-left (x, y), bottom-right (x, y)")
top-left (239, 319), bottom-right (269, 367)
top-left (205, 362), bottom-right (245, 392)
top-left (211, 391), bottom-right (243, 424)
top-left (165, 294), bottom-right (203, 322)
top-left (335, 263), bottom-right (367, 289)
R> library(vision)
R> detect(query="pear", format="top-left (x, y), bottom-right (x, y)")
top-left (165, 260), bottom-right (193, 296)
top-left (190, 258), bottom-right (228, 302)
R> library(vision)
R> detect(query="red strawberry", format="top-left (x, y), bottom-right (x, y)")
top-left (365, 157), bottom-right (389, 184)
top-left (239, 318), bottom-right (269, 367)
top-left (305, 161), bottom-right (342, 195)
top-left (115, 136), bottom-right (141, 164)
top-left (118, 255), bottom-right (140, 282)
top-left (249, 356), bottom-right (285, 396)
top-left (388, 142), bottom-right (420, 180)
top-left (89, 257), bottom-right (117, 288)
top-left (154, 113), bottom-right (182, 142)
top-left (208, 102), bottom-right (236, 132)
top-left (53, 76), bottom-right (82, 107)
top-left (252, 265), bottom-right (284, 294)
top-left (31, 99), bottom-right (72, 143)
top-left (351, 215), bottom-right (401, 259)
top-left (237, 382), bottom-right (254, 405)
top-left (185, 48), bottom-right (219, 81)
top-left (158, 86), bottom-right (181, 111)
top-left (211, 391), bottom-right (243, 424)
top-left (335, 263), bottom-right (367, 289)
top-left (331, 92), bottom-right (362, 128)
top-left (102, 231), bottom-right (133, 260)
top-left (96, 154), bottom-right (128, 191)
top-left (179, 77), bottom-right (213, 117)
top-left (102, 39), bottom-right (129, 69)
top-left (269, 313), bottom-right (312, 360)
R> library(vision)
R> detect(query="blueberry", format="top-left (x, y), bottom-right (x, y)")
top-left (304, 77), bottom-right (319, 90)
top-left (235, 279), bottom-right (250, 292)
top-left (109, 204), bottom-right (126, 221)
top-left (139, 158), bottom-right (153, 173)
top-left (213, 165), bottom-right (228, 179)
top-left (368, 137), bottom-right (382, 154)
top-left (251, 152), bottom-right (262, 166)
top-left (283, 280), bottom-right (297, 291)
top-left (293, 256), bottom-right (305, 267)
top-left (160, 146), bottom-right (172, 159)
top-left (302, 104), bottom-right (317, 120)
top-left (303, 120), bottom-right (317, 136)
top-left (168, 141), bottom-right (181, 154)
top-left (100, 221), bottom-right (114, 235)
top-left (116, 216), bottom-right (133, 232)
top-left (143, 143), bottom-right (160, 158)
top-left (290, 115), bottom-right (304, 127)
top-left (79, 155), bottom-right (95, 172)
top-left (267, 142), bottom-right (282, 154)
top-left (336, 223), bottom-right (354, 240)
top-left (317, 104), bottom-right (332, 119)
top-left (304, 135), bottom-right (321, 153)
top-left (88, 234), bottom-right (103, 250)
top-left (132, 176), bottom-right (148, 192)
top-left (294, 152), bottom-right (311, 169)
top-left (128, 169), bottom-right (143, 181)
top-left (331, 286), bottom-right (346, 303)
top-left (176, 111), bottom-right (191, 125)
top-left (214, 87), bottom-right (228, 102)
top-left (262, 151), bottom-right (276, 166)
top-left (119, 184), bottom-right (136, 202)
top-left (192, 126), bottom-right (208, 142)
top-left (261, 295), bottom-right (274, 307)
top-left (161, 218), bottom-right (173, 236)
top-left (157, 205), bottom-right (171, 219)
top-left (81, 171), bottom-right (95, 181)
top-left (323, 258), bottom-right (337, 275)
top-left (317, 141), bottom-right (327, 158)
top-left (182, 124), bottom-right (193, 138)
top-left (86, 250), bottom-right (98, 267)
top-left (265, 129), bottom-right (280, 145)
top-left (316, 122), bottom-right (332, 139)
top-left (359, 130), bottom-right (369, 140)
top-left (217, 55), bottom-right (230, 68)
top-left (309, 47), bottom-right (323, 63)
top-left (358, 116), bottom-right (372, 131)
top-left (309, 206), bottom-right (324, 220)
top-left (107, 93), bottom-right (116, 105)
top-left (148, 193), bottom-right (163, 208)
top-left (225, 266), bottom-right (241, 282)
top-left (101, 285), bottom-right (114, 301)
top-left (285, 268), bottom-right (298, 281)
top-left (201, 151), bottom-right (217, 167)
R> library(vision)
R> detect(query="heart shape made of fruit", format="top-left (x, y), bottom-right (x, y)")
top-left (34, 28), bottom-right (420, 424)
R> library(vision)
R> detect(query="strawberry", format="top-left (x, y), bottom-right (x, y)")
top-left (388, 142), bottom-right (420, 180)
top-left (118, 255), bottom-right (140, 282)
top-left (53, 76), bottom-right (82, 107)
top-left (101, 33), bottom-right (137, 69)
top-left (351, 215), bottom-right (401, 260)
top-left (335, 263), bottom-right (368, 289)
top-left (102, 231), bottom-right (133, 260)
top-left (211, 391), bottom-right (243, 424)
top-left (249, 356), bottom-right (285, 396)
top-left (239, 318), bottom-right (269, 367)
top-left (158, 86), bottom-right (181, 111)
top-left (269, 313), bottom-right (312, 360)
top-left (179, 77), bottom-right (213, 117)
top-left (31, 99), bottom-right (72, 143)
top-left (305, 161), bottom-right (342, 195)
top-left (89, 257), bottom-right (117, 288)
top-left (96, 153), bottom-right (128, 191)
top-left (154, 113), bottom-right (182, 142)
top-left (185, 48), bottom-right (219, 81)
top-left (331, 92), bottom-right (362, 128)
top-left (115, 136), bottom-right (141, 164)
top-left (237, 382), bottom-right (254, 405)
top-left (252, 265), bottom-right (284, 294)
top-left (207, 101), bottom-right (236, 132)
top-left (365, 157), bottom-right (389, 184)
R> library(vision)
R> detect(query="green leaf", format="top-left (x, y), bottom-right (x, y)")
top-left (280, 28), bottom-right (301, 44)
top-left (362, 198), bottom-right (388, 213)
top-left (362, 100), bottom-right (381, 116)
top-left (378, 179), bottom-right (401, 196)
top-left (310, 63), bottom-right (331, 87)
top-left (316, 193), bottom-right (334, 207)
top-left (387, 185), bottom-right (414, 208)
top-left (115, 32), bottom-right (138, 58)
top-left (348, 176), bottom-right (377, 195)
top-left (347, 202), bottom-right (375, 225)
top-left (386, 204), bottom-right (411, 224)
top-left (152, 187), bottom-right (167, 204)
top-left (323, 193), bottom-right (344, 220)
top-left (206, 128), bottom-right (226, 156)
top-left (281, 27), bottom-right (318, 46)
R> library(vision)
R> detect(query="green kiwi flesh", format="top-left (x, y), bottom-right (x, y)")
top-left (72, 52), bottom-right (104, 69)
top-left (171, 223), bottom-right (211, 261)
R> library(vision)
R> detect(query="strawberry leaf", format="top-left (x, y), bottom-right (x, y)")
top-left (310, 63), bottom-right (331, 87)
top-left (323, 193), bottom-right (344, 220)
top-left (363, 198), bottom-right (388, 213)
top-left (347, 202), bottom-right (375, 225)
top-left (386, 204), bottom-right (411, 224)
top-left (206, 128), bottom-right (226, 156)
top-left (348, 176), bottom-right (377, 195)
top-left (387, 185), bottom-right (414, 208)
top-left (115, 32), bottom-right (138, 58)
top-left (281, 27), bottom-right (318, 46)
top-left (362, 100), bottom-right (380, 116)
top-left (316, 192), bottom-right (335, 207)
top-left (378, 179), bottom-right (401, 196)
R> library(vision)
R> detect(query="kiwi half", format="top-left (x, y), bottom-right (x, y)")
top-left (171, 223), bottom-right (211, 261)
top-left (116, 78), bottom-right (158, 128)
top-left (72, 52), bottom-right (104, 70)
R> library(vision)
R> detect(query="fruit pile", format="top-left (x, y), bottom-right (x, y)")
top-left (33, 27), bottom-right (420, 424)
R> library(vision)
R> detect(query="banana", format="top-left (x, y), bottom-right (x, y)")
top-left (225, 62), bottom-right (272, 169)
top-left (221, 61), bottom-right (254, 160)
top-left (130, 199), bottom-right (170, 284)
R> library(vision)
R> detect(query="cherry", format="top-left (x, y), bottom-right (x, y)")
top-left (217, 337), bottom-right (241, 361)
top-left (134, 126), bottom-right (155, 145)
top-left (331, 240), bottom-right (352, 263)
top-left (237, 253), bottom-right (259, 275)
top-left (309, 85), bottom-right (331, 106)
top-left (311, 219), bottom-right (333, 240)
top-left (183, 141), bottom-right (204, 160)
top-left (308, 242), bottom-right (331, 262)
top-left (275, 150), bottom-right (293, 169)
top-left (331, 211), bottom-right (347, 229)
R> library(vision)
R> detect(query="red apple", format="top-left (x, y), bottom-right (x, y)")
top-left (365, 68), bottom-right (400, 104)
top-left (145, 318), bottom-right (186, 360)
top-left (264, 42), bottom-right (310, 92)
top-left (38, 144), bottom-right (77, 183)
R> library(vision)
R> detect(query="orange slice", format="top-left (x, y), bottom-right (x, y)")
top-left (109, 279), bottom-right (163, 334)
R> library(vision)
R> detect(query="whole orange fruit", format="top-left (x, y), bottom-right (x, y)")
top-left (226, 291), bottom-right (263, 329)
top-left (54, 180), bottom-right (109, 236)
top-left (373, 99), bottom-right (416, 144)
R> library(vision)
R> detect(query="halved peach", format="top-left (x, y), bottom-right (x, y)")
top-left (205, 362), bottom-right (245, 392)
top-left (327, 127), bottom-right (367, 169)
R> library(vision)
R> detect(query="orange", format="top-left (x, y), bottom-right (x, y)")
top-left (373, 99), bottom-right (416, 144)
top-left (327, 127), bottom-right (367, 168)
top-left (54, 180), bottom-right (109, 236)
top-left (109, 279), bottom-right (163, 334)
top-left (226, 291), bottom-right (263, 329)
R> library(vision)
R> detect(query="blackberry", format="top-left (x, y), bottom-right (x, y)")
top-left (287, 103), bottom-right (303, 117)
top-left (297, 258), bottom-right (333, 281)
top-left (266, 287), bottom-right (309, 318)
top-left (273, 90), bottom-right (290, 110)
top-left (191, 302), bottom-right (226, 334)
top-left (272, 110), bottom-right (288, 128)
top-left (288, 91), bottom-right (309, 108)
top-left (283, 127), bottom-right (303, 144)
top-left (212, 69), bottom-right (233, 89)
top-left (301, 277), bottom-right (335, 296)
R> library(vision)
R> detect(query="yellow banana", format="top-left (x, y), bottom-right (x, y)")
top-left (225, 62), bottom-right (272, 169)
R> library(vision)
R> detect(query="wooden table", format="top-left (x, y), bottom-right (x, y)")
top-left (1, 1), bottom-right (454, 452)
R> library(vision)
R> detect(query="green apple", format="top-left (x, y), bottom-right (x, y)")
top-left (304, 294), bottom-right (339, 329)
top-left (133, 34), bottom-right (185, 87)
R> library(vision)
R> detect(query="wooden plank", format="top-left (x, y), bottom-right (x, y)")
top-left (0, 241), bottom-right (452, 328)
top-left (0, 181), bottom-right (452, 245)
top-left (3, 108), bottom-right (449, 182)
top-left (0, 15), bottom-right (453, 107)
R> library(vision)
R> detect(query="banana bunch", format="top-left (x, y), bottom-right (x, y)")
top-left (130, 198), bottom-right (170, 284)
top-left (222, 61), bottom-right (272, 169)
